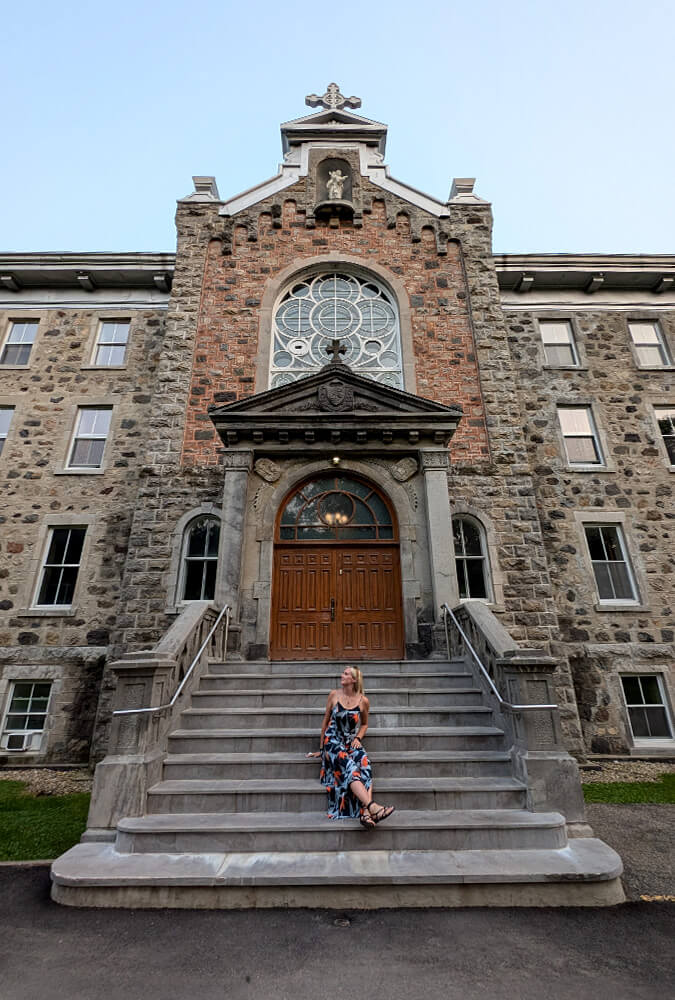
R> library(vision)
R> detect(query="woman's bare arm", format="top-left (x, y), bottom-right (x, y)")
top-left (307, 690), bottom-right (337, 757)
top-left (353, 696), bottom-right (370, 746)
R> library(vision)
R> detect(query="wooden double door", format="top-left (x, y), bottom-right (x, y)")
top-left (270, 545), bottom-right (404, 660)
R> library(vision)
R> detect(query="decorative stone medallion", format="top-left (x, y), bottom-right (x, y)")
top-left (254, 457), bottom-right (281, 482)
top-left (318, 379), bottom-right (354, 412)
top-left (391, 457), bottom-right (418, 482)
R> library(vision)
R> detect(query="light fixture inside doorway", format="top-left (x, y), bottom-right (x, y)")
top-left (331, 456), bottom-right (341, 465)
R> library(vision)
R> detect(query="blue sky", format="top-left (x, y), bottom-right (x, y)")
top-left (3, 0), bottom-right (674, 254)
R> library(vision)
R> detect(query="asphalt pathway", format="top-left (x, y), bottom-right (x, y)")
top-left (1, 865), bottom-right (673, 1000)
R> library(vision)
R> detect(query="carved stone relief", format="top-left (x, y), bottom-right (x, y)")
top-left (254, 457), bottom-right (282, 482)
top-left (391, 457), bottom-right (418, 482)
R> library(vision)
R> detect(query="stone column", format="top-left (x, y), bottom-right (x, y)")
top-left (216, 451), bottom-right (253, 618)
top-left (420, 449), bottom-right (459, 619)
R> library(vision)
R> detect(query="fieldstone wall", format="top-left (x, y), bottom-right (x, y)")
top-left (0, 306), bottom-right (166, 761)
top-left (505, 308), bottom-right (675, 752)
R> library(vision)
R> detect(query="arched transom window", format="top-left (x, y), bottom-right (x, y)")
top-left (270, 272), bottom-right (403, 390)
top-left (278, 476), bottom-right (395, 542)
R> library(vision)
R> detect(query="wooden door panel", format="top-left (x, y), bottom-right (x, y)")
top-left (271, 545), bottom-right (404, 661)
top-left (336, 547), bottom-right (403, 659)
top-left (272, 548), bottom-right (335, 659)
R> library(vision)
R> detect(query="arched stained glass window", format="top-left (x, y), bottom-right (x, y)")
top-left (270, 272), bottom-right (403, 390)
top-left (453, 517), bottom-right (491, 600)
top-left (278, 476), bottom-right (395, 542)
top-left (180, 516), bottom-right (220, 601)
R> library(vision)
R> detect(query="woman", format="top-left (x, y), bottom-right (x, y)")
top-left (307, 666), bottom-right (395, 829)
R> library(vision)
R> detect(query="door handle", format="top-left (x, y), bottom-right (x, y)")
top-left (330, 597), bottom-right (336, 621)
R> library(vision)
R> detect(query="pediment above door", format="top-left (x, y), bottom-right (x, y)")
top-left (209, 361), bottom-right (462, 452)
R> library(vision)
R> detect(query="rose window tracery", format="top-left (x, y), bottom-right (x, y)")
top-left (270, 272), bottom-right (403, 390)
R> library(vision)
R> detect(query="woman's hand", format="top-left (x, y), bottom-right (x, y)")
top-left (351, 737), bottom-right (362, 749)
top-left (305, 751), bottom-right (321, 758)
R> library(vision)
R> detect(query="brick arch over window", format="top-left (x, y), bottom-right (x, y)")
top-left (254, 255), bottom-right (417, 394)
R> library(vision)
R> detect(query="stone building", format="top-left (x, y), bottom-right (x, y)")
top-left (0, 86), bottom-right (672, 905)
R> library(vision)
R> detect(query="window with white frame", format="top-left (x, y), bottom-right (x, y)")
top-left (558, 406), bottom-right (603, 465)
top-left (67, 407), bottom-right (112, 469)
top-left (628, 321), bottom-right (672, 367)
top-left (453, 517), bottom-right (491, 600)
top-left (539, 319), bottom-right (579, 367)
top-left (0, 407), bottom-right (14, 455)
top-left (35, 527), bottom-right (86, 607)
top-left (654, 407), bottom-right (675, 466)
top-left (0, 320), bottom-right (39, 365)
top-left (180, 517), bottom-right (220, 601)
top-left (1, 681), bottom-right (52, 752)
top-left (93, 320), bottom-right (130, 366)
top-left (584, 524), bottom-right (638, 603)
top-left (620, 675), bottom-right (673, 742)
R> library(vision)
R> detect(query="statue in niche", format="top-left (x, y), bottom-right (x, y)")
top-left (326, 169), bottom-right (349, 200)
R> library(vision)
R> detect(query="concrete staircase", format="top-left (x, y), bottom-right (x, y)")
top-left (51, 656), bottom-right (624, 907)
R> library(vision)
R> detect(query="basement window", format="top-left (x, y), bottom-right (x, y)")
top-left (1, 681), bottom-right (52, 752)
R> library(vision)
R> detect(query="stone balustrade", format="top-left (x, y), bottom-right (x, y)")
top-left (85, 602), bottom-right (229, 835)
top-left (444, 601), bottom-right (588, 831)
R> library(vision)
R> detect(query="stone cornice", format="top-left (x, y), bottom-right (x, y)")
top-left (495, 253), bottom-right (675, 295)
top-left (210, 363), bottom-right (462, 453)
top-left (0, 252), bottom-right (175, 294)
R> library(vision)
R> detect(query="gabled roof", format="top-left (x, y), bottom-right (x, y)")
top-left (210, 361), bottom-right (462, 453)
top-left (280, 108), bottom-right (388, 157)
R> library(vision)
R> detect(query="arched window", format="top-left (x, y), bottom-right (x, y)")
top-left (179, 516), bottom-right (220, 601)
top-left (270, 271), bottom-right (403, 390)
top-left (453, 517), bottom-right (491, 600)
top-left (278, 475), bottom-right (396, 542)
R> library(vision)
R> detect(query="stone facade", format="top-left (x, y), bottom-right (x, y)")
top-left (0, 100), bottom-right (673, 766)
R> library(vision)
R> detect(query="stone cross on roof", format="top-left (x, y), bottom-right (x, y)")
top-left (324, 338), bottom-right (347, 364)
top-left (305, 83), bottom-right (362, 111)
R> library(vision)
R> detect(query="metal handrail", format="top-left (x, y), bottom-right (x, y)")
top-left (113, 604), bottom-right (231, 717)
top-left (440, 603), bottom-right (557, 712)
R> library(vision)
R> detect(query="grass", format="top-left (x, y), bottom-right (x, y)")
top-left (583, 773), bottom-right (675, 804)
top-left (0, 780), bottom-right (90, 861)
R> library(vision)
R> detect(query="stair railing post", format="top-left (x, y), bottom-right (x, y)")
top-left (496, 652), bottom-right (587, 827)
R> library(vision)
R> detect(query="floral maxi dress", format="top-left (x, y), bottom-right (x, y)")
top-left (320, 700), bottom-right (373, 818)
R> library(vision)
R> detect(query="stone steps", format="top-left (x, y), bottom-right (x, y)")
top-left (115, 809), bottom-right (568, 854)
top-left (179, 706), bottom-right (494, 730)
top-left (167, 726), bottom-right (506, 754)
top-left (191, 687), bottom-right (483, 708)
top-left (207, 659), bottom-right (466, 676)
top-left (200, 672), bottom-right (473, 691)
top-left (51, 654), bottom-right (625, 908)
top-left (146, 776), bottom-right (527, 814)
top-left (162, 750), bottom-right (515, 780)
top-left (51, 840), bottom-right (625, 909)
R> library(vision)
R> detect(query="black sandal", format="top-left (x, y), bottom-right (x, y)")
top-left (360, 806), bottom-right (376, 829)
top-left (368, 803), bottom-right (395, 824)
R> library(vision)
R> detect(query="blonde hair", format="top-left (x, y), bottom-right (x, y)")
top-left (348, 666), bottom-right (365, 696)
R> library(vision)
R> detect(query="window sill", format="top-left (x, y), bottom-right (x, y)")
top-left (19, 606), bottom-right (77, 618)
top-left (594, 602), bottom-right (648, 613)
top-left (53, 468), bottom-right (105, 476)
top-left (634, 365), bottom-right (674, 372)
top-left (543, 365), bottom-right (588, 372)
top-left (629, 740), bottom-right (675, 752)
top-left (79, 365), bottom-right (127, 371)
top-left (0, 364), bottom-right (31, 370)
top-left (566, 464), bottom-right (613, 473)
